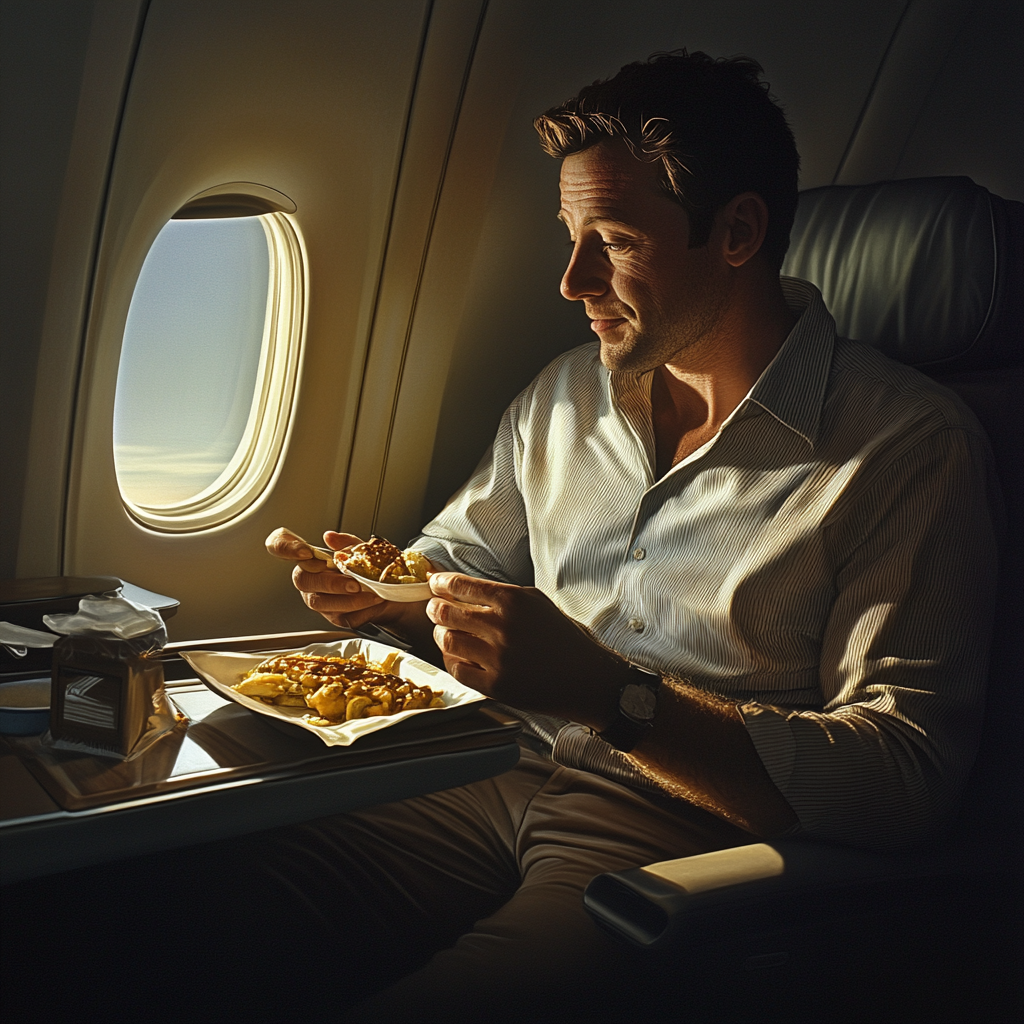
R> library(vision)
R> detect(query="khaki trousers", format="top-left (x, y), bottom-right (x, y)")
top-left (251, 747), bottom-right (749, 1022)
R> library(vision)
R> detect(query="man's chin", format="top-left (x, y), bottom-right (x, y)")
top-left (597, 325), bottom-right (634, 370)
top-left (599, 339), bottom-right (651, 374)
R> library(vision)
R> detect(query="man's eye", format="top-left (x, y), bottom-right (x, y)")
top-left (603, 242), bottom-right (626, 252)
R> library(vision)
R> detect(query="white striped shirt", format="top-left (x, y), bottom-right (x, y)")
top-left (413, 279), bottom-right (1000, 850)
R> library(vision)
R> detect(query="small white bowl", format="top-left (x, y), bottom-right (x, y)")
top-left (339, 566), bottom-right (432, 603)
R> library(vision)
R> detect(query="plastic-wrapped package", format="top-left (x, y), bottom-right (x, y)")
top-left (42, 596), bottom-right (182, 760)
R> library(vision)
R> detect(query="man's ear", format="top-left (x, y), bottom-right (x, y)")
top-left (718, 192), bottom-right (769, 268)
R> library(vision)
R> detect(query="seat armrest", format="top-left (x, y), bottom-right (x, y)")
top-left (583, 839), bottom-right (963, 949)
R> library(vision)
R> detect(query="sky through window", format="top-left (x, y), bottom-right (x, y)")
top-left (113, 217), bottom-right (270, 506)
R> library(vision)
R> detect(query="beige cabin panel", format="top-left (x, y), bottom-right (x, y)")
top-left (342, 0), bottom-right (527, 544)
top-left (335, 0), bottom-right (491, 540)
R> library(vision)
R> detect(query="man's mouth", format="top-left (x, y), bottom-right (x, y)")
top-left (589, 317), bottom-right (628, 333)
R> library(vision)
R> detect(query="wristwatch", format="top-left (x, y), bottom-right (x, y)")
top-left (598, 664), bottom-right (660, 752)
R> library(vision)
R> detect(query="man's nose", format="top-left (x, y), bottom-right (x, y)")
top-left (560, 243), bottom-right (608, 301)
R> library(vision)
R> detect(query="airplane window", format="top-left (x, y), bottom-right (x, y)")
top-left (112, 210), bottom-right (305, 531)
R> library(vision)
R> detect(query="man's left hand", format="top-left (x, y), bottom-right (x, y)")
top-left (426, 573), bottom-right (629, 729)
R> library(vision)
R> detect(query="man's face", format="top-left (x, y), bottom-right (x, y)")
top-left (558, 140), bottom-right (728, 373)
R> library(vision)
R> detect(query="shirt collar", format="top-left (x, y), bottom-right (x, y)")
top-left (744, 277), bottom-right (835, 447)
top-left (607, 277), bottom-right (836, 454)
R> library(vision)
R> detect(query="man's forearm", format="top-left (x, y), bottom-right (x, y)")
top-left (628, 678), bottom-right (799, 837)
top-left (424, 572), bottom-right (799, 836)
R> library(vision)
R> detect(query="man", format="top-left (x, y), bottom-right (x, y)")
top-left (258, 50), bottom-right (998, 1020)
top-left (3, 51), bottom-right (996, 1024)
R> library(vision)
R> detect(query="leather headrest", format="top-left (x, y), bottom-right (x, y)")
top-left (782, 177), bottom-right (1022, 372)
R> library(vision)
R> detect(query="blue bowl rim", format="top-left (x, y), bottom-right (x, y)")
top-left (0, 678), bottom-right (51, 712)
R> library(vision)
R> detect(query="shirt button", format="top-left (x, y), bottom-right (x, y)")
top-left (633, 548), bottom-right (646, 560)
top-left (628, 618), bottom-right (645, 633)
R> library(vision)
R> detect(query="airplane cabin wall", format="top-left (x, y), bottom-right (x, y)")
top-left (2, 0), bottom-right (1020, 640)
top-left (1, 0), bottom-right (130, 581)
top-left (884, 0), bottom-right (1023, 199)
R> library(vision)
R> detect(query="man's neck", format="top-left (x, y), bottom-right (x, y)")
top-left (652, 277), bottom-right (796, 477)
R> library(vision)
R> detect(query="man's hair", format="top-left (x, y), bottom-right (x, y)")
top-left (534, 50), bottom-right (799, 269)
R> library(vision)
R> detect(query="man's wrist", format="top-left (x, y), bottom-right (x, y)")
top-left (583, 657), bottom-right (635, 732)
top-left (597, 664), bottom-right (661, 752)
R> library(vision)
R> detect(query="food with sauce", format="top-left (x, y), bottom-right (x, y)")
top-left (337, 536), bottom-right (433, 586)
top-left (232, 651), bottom-right (444, 725)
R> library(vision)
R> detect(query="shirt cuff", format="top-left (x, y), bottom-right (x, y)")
top-left (737, 703), bottom-right (798, 793)
top-left (551, 723), bottom-right (658, 791)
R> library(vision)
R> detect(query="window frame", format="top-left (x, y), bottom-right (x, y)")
top-left (116, 210), bottom-right (307, 532)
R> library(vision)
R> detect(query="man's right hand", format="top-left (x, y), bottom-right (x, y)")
top-left (265, 528), bottom-right (389, 629)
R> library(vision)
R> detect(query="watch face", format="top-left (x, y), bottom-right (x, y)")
top-left (620, 682), bottom-right (657, 722)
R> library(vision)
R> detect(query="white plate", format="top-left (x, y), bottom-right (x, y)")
top-left (181, 638), bottom-right (483, 746)
top-left (339, 565), bottom-right (432, 602)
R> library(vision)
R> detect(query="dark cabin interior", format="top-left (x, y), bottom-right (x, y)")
top-left (2, 2), bottom-right (1021, 1021)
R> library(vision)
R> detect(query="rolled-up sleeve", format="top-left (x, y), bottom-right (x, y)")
top-left (740, 427), bottom-right (1000, 850)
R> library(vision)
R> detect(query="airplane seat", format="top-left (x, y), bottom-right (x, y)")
top-left (583, 177), bottom-right (1024, 1021)
top-left (784, 176), bottom-right (1024, 845)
